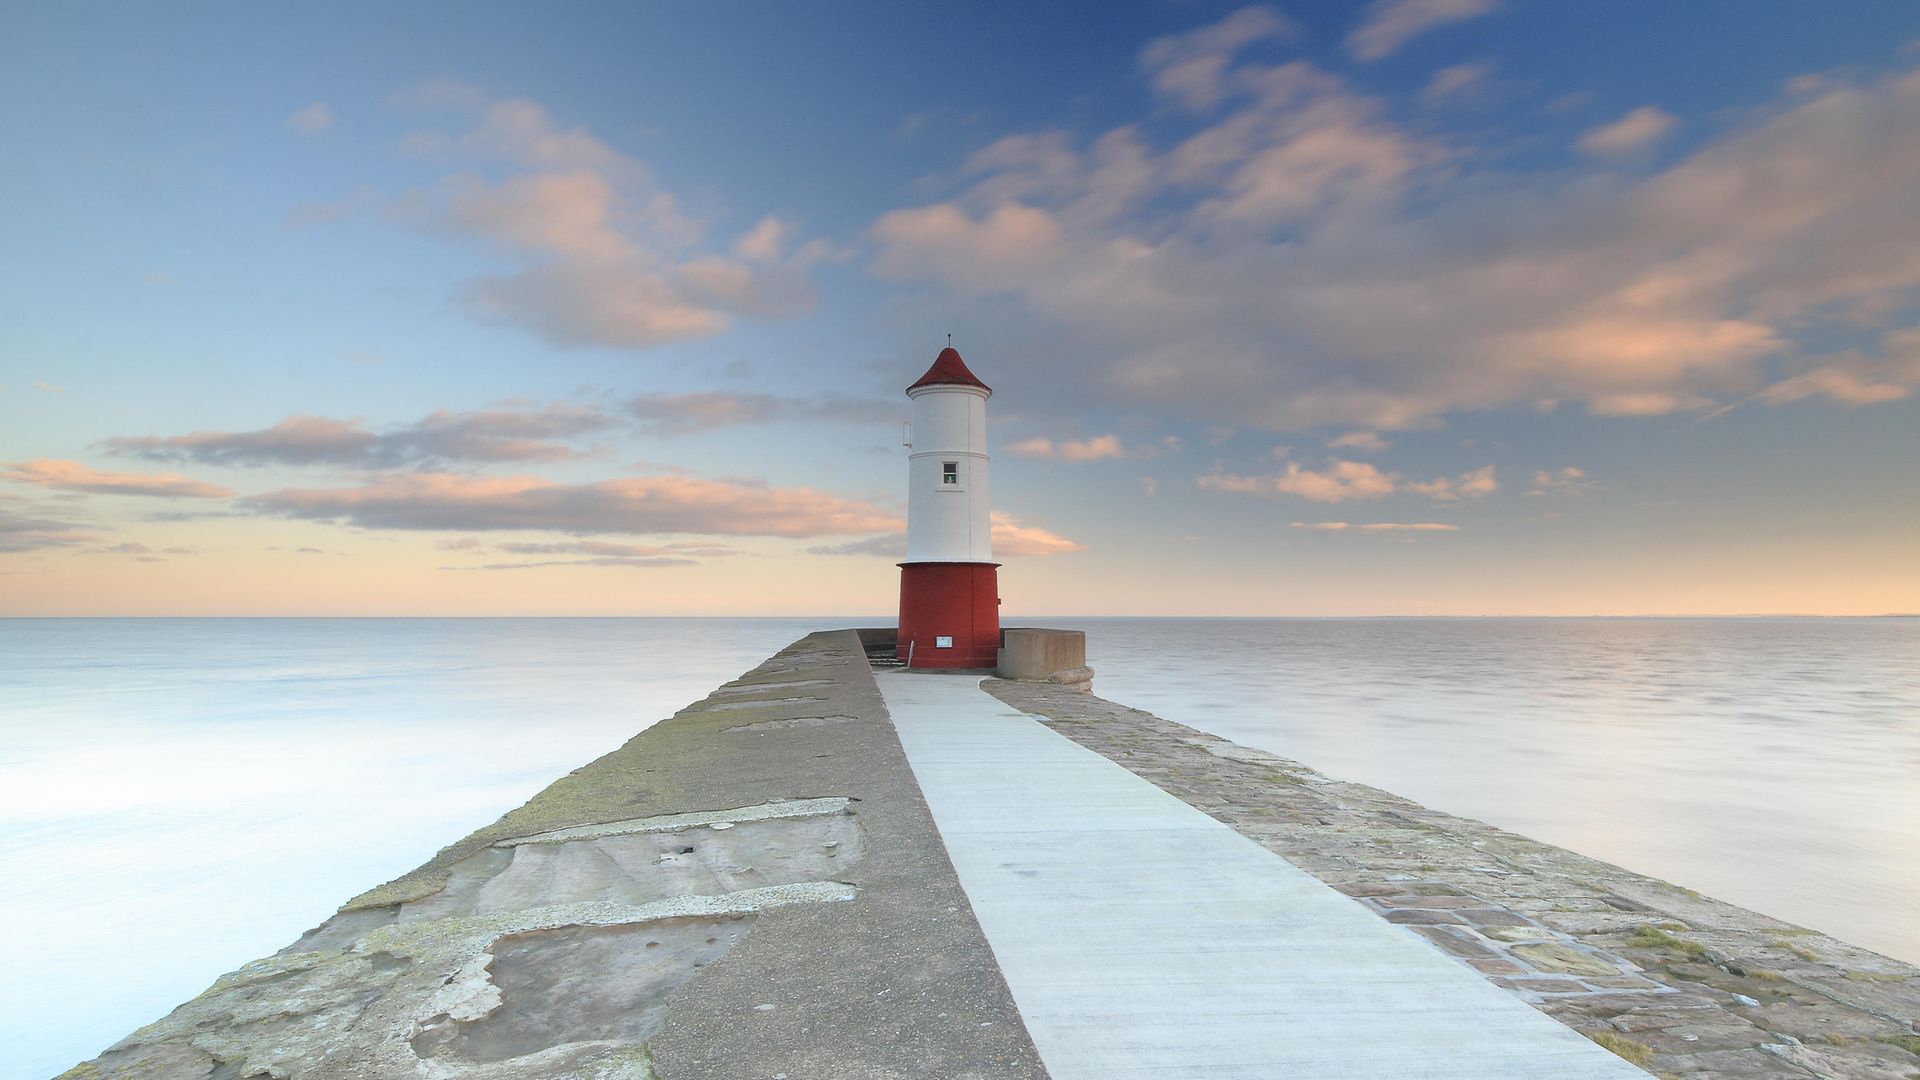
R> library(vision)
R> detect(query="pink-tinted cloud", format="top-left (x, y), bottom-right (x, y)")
top-left (397, 93), bottom-right (818, 349)
top-left (1, 459), bottom-right (233, 499)
top-left (990, 511), bottom-right (1087, 555)
top-left (1200, 459), bottom-right (1396, 502)
top-left (868, 35), bottom-right (1920, 430)
top-left (1755, 360), bottom-right (1913, 407)
top-left (244, 472), bottom-right (901, 538)
top-left (808, 512), bottom-right (1084, 557)
top-left (1201, 460), bottom-right (1494, 502)
top-left (1139, 6), bottom-right (1294, 110)
top-left (1528, 467), bottom-right (1590, 497)
top-left (1405, 465), bottom-right (1497, 501)
top-left (1004, 434), bottom-right (1127, 462)
top-left (1577, 106), bottom-right (1677, 156)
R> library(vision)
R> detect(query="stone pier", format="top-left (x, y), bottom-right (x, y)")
top-left (62, 631), bottom-right (1920, 1080)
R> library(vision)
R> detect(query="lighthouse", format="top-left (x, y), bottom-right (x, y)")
top-left (897, 346), bottom-right (1000, 669)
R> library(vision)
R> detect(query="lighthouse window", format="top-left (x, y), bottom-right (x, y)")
top-left (942, 462), bottom-right (959, 485)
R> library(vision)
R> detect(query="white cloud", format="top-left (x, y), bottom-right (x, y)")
top-left (1577, 106), bottom-right (1677, 156)
top-left (1347, 0), bottom-right (1499, 61)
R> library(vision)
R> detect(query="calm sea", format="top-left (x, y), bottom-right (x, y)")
top-left (3, 617), bottom-right (1916, 1077)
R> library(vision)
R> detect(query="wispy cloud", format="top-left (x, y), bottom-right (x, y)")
top-left (869, 35), bottom-right (1920, 430)
top-left (244, 471), bottom-right (900, 537)
top-left (100, 404), bottom-right (617, 467)
top-left (806, 534), bottom-right (907, 558)
top-left (627, 391), bottom-right (896, 436)
top-left (1422, 63), bottom-right (1492, 104)
top-left (1200, 459), bottom-right (1397, 502)
top-left (432, 538), bottom-right (740, 572)
top-left (1404, 464), bottom-right (1497, 501)
top-left (2, 459), bottom-right (234, 499)
top-left (447, 556), bottom-right (698, 571)
top-left (1200, 460), bottom-right (1494, 502)
top-left (0, 502), bottom-right (96, 552)
top-left (434, 538), bottom-right (734, 571)
top-left (1528, 467), bottom-right (1590, 496)
top-left (1139, 5), bottom-right (1294, 110)
top-left (286, 102), bottom-right (335, 134)
top-left (1004, 434), bottom-right (1127, 462)
top-left (990, 510), bottom-right (1088, 555)
top-left (807, 511), bottom-right (1084, 557)
top-left (1577, 105), bottom-right (1676, 156)
top-left (1347, 0), bottom-right (1498, 61)
top-left (1327, 431), bottom-right (1390, 453)
top-left (395, 92), bottom-right (823, 349)
top-left (1290, 521), bottom-right (1458, 532)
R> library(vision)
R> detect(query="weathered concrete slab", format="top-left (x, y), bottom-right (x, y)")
top-left (986, 676), bottom-right (1920, 1080)
top-left (882, 671), bottom-right (1649, 1080)
top-left (65, 632), bottom-right (1046, 1080)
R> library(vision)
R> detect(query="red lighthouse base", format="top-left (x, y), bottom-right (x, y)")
top-left (897, 562), bottom-right (1001, 669)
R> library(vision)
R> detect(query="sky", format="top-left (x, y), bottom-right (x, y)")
top-left (4, 0), bottom-right (1919, 617)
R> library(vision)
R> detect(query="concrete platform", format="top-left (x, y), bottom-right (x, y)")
top-left (878, 671), bottom-right (1651, 1080)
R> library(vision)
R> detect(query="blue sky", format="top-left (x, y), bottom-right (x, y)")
top-left (4, 1), bottom-right (1919, 615)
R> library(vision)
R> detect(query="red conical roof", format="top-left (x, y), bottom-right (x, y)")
top-left (907, 347), bottom-right (991, 396)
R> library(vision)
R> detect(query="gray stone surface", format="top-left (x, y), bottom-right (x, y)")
top-left (882, 671), bottom-right (1648, 1080)
top-left (985, 678), bottom-right (1920, 1080)
top-left (63, 632), bottom-right (1046, 1080)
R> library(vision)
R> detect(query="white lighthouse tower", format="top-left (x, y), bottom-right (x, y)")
top-left (897, 346), bottom-right (1000, 668)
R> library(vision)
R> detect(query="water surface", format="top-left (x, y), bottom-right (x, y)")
top-left (1082, 617), bottom-right (1920, 968)
top-left (0, 618), bottom-right (823, 1079)
top-left (4, 616), bottom-right (1916, 1078)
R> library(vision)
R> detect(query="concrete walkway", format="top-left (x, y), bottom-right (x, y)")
top-left (879, 672), bottom-right (1650, 1080)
